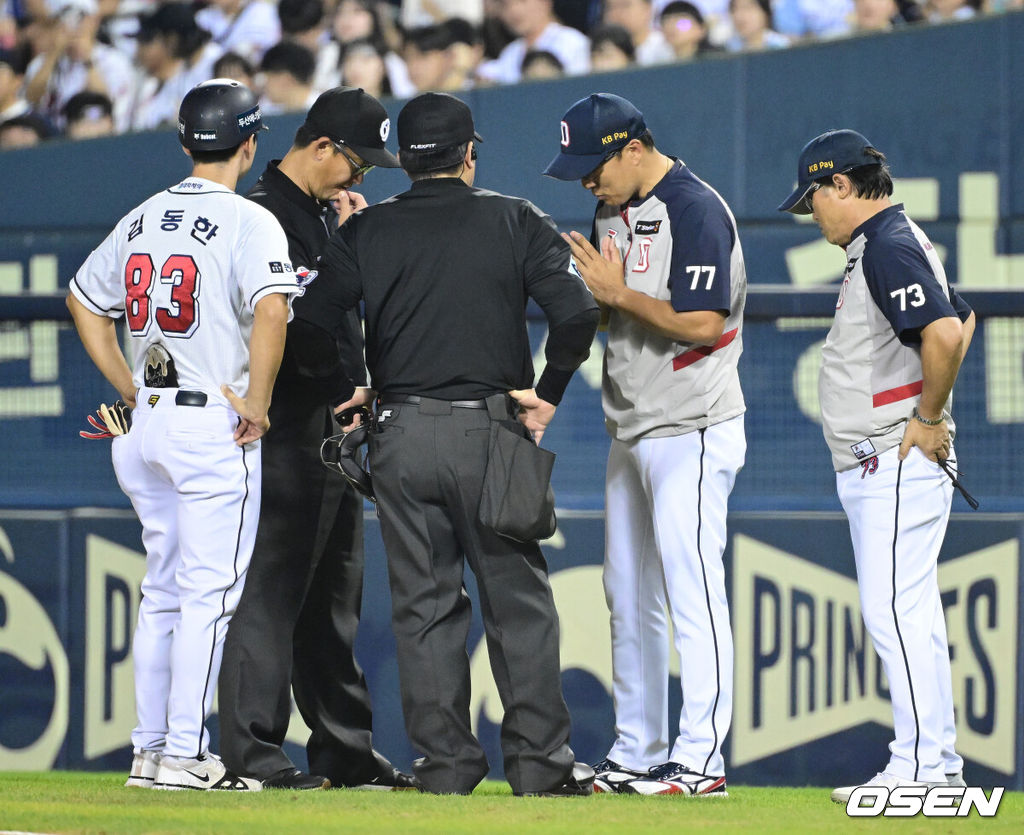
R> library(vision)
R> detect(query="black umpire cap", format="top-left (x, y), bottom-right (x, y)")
top-left (301, 87), bottom-right (400, 168)
top-left (397, 93), bottom-right (483, 173)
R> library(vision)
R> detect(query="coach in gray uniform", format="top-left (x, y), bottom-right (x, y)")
top-left (300, 92), bottom-right (599, 796)
top-left (547, 93), bottom-right (746, 797)
top-left (778, 129), bottom-right (975, 804)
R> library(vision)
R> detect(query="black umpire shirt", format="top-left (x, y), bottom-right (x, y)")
top-left (299, 177), bottom-right (598, 403)
top-left (247, 160), bottom-right (366, 415)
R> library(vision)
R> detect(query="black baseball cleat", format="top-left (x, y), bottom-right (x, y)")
top-left (261, 767), bottom-right (331, 790)
top-left (514, 762), bottom-right (596, 797)
top-left (345, 766), bottom-right (419, 791)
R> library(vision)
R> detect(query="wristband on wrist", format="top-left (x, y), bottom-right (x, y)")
top-left (911, 406), bottom-right (944, 426)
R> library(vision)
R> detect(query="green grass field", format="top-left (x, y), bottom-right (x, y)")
top-left (0, 774), bottom-right (1020, 834)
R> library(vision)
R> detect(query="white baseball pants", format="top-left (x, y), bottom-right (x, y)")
top-left (112, 387), bottom-right (260, 759)
top-left (837, 444), bottom-right (962, 782)
top-left (604, 414), bottom-right (745, 777)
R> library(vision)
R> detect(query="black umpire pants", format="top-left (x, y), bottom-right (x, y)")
top-left (218, 405), bottom-right (390, 784)
top-left (369, 395), bottom-right (575, 794)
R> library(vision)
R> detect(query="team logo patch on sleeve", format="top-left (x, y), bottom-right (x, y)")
top-left (634, 219), bottom-right (662, 235)
top-left (269, 261), bottom-right (283, 273)
top-left (295, 266), bottom-right (319, 286)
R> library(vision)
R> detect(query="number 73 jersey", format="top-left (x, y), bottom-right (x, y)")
top-left (593, 160), bottom-right (746, 442)
top-left (70, 177), bottom-right (302, 405)
top-left (819, 203), bottom-right (971, 472)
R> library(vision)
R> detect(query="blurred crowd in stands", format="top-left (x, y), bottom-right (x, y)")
top-left (1, 0), bottom-right (1021, 149)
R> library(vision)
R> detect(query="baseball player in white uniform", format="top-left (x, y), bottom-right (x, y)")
top-left (546, 93), bottom-right (746, 796)
top-left (67, 79), bottom-right (301, 791)
top-left (778, 129), bottom-right (975, 803)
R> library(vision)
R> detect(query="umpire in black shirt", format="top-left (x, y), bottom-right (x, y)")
top-left (218, 88), bottom-right (412, 790)
top-left (302, 93), bottom-right (600, 795)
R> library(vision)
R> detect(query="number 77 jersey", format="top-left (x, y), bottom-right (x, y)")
top-left (593, 160), bottom-right (746, 442)
top-left (70, 177), bottom-right (302, 405)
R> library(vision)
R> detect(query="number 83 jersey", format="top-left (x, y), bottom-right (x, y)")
top-left (593, 160), bottom-right (746, 442)
top-left (70, 177), bottom-right (302, 405)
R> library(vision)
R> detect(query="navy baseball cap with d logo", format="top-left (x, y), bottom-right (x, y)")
top-left (543, 93), bottom-right (647, 181)
top-left (777, 129), bottom-right (879, 214)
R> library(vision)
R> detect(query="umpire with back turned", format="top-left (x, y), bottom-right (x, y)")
top-left (218, 87), bottom-right (412, 790)
top-left (302, 92), bottom-right (600, 795)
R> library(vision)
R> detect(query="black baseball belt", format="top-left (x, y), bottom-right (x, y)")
top-left (379, 394), bottom-right (514, 417)
top-left (174, 390), bottom-right (207, 407)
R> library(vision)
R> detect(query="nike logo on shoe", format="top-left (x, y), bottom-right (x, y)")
top-left (185, 770), bottom-right (211, 783)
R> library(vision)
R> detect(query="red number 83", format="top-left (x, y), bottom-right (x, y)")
top-left (124, 253), bottom-right (201, 337)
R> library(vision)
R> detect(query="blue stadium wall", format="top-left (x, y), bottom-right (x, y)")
top-left (1, 13), bottom-right (1022, 788)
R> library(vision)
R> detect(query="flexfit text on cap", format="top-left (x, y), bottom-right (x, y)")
top-left (302, 86), bottom-right (400, 168)
top-left (543, 93), bottom-right (647, 181)
top-left (777, 129), bottom-right (881, 214)
top-left (397, 92), bottom-right (483, 153)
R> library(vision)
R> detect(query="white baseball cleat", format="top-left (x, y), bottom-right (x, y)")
top-left (620, 762), bottom-right (727, 796)
top-left (830, 771), bottom-right (944, 804)
top-left (153, 753), bottom-right (262, 791)
top-left (125, 750), bottom-right (162, 788)
top-left (591, 758), bottom-right (649, 794)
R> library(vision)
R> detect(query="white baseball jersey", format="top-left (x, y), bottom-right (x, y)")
top-left (70, 175), bottom-right (299, 763)
top-left (821, 203), bottom-right (971, 785)
top-left (820, 204), bottom-right (971, 471)
top-left (595, 160), bottom-right (747, 781)
top-left (70, 177), bottom-right (301, 403)
top-left (593, 160), bottom-right (746, 441)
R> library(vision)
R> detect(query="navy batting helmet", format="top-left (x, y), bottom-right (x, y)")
top-left (178, 78), bottom-right (267, 152)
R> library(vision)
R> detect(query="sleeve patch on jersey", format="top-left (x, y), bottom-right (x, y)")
top-left (295, 266), bottom-right (319, 286)
top-left (634, 219), bottom-right (662, 235)
top-left (268, 261), bottom-right (294, 274)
